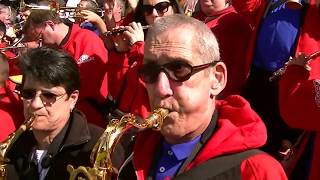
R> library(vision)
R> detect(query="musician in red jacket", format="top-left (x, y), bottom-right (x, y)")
top-left (0, 53), bottom-right (24, 142)
top-left (193, 0), bottom-right (252, 97)
top-left (23, 10), bottom-right (109, 127)
top-left (279, 51), bottom-right (320, 180)
top-left (107, 22), bottom-right (150, 118)
top-left (232, 1), bottom-right (320, 178)
top-left (118, 14), bottom-right (287, 180)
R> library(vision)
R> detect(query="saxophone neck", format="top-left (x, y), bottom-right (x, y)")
top-left (67, 108), bottom-right (169, 180)
top-left (0, 115), bottom-right (36, 161)
top-left (132, 108), bottom-right (169, 130)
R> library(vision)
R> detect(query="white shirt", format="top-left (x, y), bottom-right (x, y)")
top-left (32, 149), bottom-right (50, 180)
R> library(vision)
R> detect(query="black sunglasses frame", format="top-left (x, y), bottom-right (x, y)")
top-left (139, 61), bottom-right (221, 84)
top-left (20, 89), bottom-right (67, 106)
top-left (143, 1), bottom-right (171, 15)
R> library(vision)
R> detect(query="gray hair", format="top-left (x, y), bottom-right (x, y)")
top-left (145, 14), bottom-right (220, 64)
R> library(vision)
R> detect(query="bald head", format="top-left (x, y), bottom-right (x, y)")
top-left (145, 14), bottom-right (220, 64)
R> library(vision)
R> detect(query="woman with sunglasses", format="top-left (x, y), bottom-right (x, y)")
top-left (102, 0), bottom-right (183, 120)
top-left (133, 0), bottom-right (182, 26)
top-left (5, 47), bottom-right (125, 180)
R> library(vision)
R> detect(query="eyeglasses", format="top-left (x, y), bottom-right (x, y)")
top-left (143, 2), bottom-right (171, 15)
top-left (20, 89), bottom-right (67, 106)
top-left (139, 60), bottom-right (220, 84)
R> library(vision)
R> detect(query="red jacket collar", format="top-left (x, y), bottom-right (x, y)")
top-left (132, 95), bottom-right (266, 179)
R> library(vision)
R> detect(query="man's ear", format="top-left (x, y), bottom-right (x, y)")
top-left (210, 62), bottom-right (227, 96)
top-left (45, 20), bottom-right (55, 31)
top-left (69, 90), bottom-right (79, 110)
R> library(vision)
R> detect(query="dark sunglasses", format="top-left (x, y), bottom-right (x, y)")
top-left (20, 89), bottom-right (67, 106)
top-left (139, 61), bottom-right (220, 84)
top-left (143, 1), bottom-right (171, 15)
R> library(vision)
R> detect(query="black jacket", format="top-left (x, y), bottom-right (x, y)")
top-left (6, 109), bottom-right (105, 180)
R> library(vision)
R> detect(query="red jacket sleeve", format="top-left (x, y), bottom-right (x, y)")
top-left (119, 41), bottom-right (150, 118)
top-left (241, 153), bottom-right (288, 180)
top-left (232, 0), bottom-right (266, 25)
top-left (279, 65), bottom-right (320, 131)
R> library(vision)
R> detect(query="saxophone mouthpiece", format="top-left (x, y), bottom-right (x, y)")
top-left (24, 114), bottom-right (37, 130)
top-left (145, 108), bottom-right (169, 130)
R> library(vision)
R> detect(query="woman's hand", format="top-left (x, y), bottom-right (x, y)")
top-left (123, 22), bottom-right (144, 45)
top-left (287, 52), bottom-right (311, 71)
top-left (80, 10), bottom-right (103, 24)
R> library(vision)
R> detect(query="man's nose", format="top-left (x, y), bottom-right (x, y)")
top-left (154, 72), bottom-right (173, 97)
top-left (29, 95), bottom-right (45, 109)
top-left (151, 8), bottom-right (159, 16)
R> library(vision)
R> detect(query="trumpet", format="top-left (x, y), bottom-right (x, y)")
top-left (25, 3), bottom-right (105, 19)
top-left (0, 36), bottom-right (27, 60)
top-left (104, 25), bottom-right (152, 36)
top-left (269, 51), bottom-right (320, 82)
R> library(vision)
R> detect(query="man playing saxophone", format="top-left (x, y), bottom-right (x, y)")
top-left (4, 47), bottom-right (116, 180)
top-left (118, 14), bottom-right (287, 179)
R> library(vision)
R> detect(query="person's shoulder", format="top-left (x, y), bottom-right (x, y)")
top-left (88, 123), bottom-right (105, 138)
top-left (70, 23), bottom-right (102, 42)
top-left (240, 152), bottom-right (288, 179)
top-left (78, 123), bottom-right (104, 152)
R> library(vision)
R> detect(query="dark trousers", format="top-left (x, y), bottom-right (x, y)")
top-left (241, 66), bottom-right (303, 159)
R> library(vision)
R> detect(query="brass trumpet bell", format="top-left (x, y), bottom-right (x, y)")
top-left (285, 0), bottom-right (302, 9)
top-left (22, 3), bottom-right (104, 19)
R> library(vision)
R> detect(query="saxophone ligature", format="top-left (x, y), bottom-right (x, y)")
top-left (0, 115), bottom-right (36, 180)
top-left (67, 108), bottom-right (169, 180)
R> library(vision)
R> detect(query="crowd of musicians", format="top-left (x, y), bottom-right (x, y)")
top-left (0, 0), bottom-right (320, 179)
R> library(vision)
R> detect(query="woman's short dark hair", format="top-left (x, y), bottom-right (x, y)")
top-left (19, 47), bottom-right (80, 95)
top-left (133, 0), bottom-right (183, 26)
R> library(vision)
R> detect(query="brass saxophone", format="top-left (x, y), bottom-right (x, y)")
top-left (67, 108), bottom-right (169, 180)
top-left (0, 115), bottom-right (36, 180)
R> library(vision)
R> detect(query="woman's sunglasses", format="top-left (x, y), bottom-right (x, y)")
top-left (143, 1), bottom-right (171, 15)
top-left (139, 61), bottom-right (220, 84)
top-left (20, 89), bottom-right (67, 106)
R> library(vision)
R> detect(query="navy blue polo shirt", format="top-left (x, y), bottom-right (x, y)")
top-left (155, 136), bottom-right (201, 180)
top-left (253, 0), bottom-right (302, 71)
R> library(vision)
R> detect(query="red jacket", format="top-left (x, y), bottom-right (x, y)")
top-left (232, 0), bottom-right (268, 76)
top-left (0, 43), bottom-right (21, 76)
top-left (61, 24), bottom-right (109, 127)
top-left (131, 95), bottom-right (287, 179)
top-left (279, 2), bottom-right (320, 178)
top-left (0, 80), bottom-right (24, 141)
top-left (193, 6), bottom-right (253, 97)
top-left (233, 0), bottom-right (320, 179)
top-left (108, 41), bottom-right (150, 118)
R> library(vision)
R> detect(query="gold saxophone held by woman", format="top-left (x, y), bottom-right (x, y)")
top-left (67, 108), bottom-right (169, 180)
top-left (0, 115), bottom-right (36, 180)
